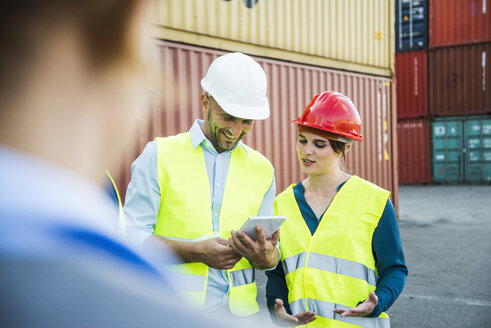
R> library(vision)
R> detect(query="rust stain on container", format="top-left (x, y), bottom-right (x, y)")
top-left (116, 41), bottom-right (398, 211)
top-left (395, 50), bottom-right (428, 119)
top-left (397, 119), bottom-right (431, 184)
top-left (430, 0), bottom-right (491, 48)
top-left (429, 43), bottom-right (491, 116)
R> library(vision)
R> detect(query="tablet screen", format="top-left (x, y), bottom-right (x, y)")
top-left (239, 216), bottom-right (286, 240)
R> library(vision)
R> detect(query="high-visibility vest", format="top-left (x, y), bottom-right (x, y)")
top-left (275, 175), bottom-right (391, 328)
top-left (105, 169), bottom-right (125, 238)
top-left (154, 132), bottom-right (273, 316)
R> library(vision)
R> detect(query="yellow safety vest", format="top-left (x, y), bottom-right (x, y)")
top-left (275, 176), bottom-right (391, 328)
top-left (105, 169), bottom-right (125, 238)
top-left (154, 132), bottom-right (273, 316)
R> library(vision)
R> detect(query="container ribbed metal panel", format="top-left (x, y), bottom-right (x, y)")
top-left (397, 119), bottom-right (431, 184)
top-left (430, 0), bottom-right (491, 48)
top-left (116, 40), bottom-right (398, 210)
top-left (395, 50), bottom-right (428, 119)
top-left (429, 43), bottom-right (491, 117)
top-left (153, 0), bottom-right (393, 76)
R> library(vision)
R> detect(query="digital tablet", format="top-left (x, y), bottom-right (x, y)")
top-left (239, 216), bottom-right (287, 241)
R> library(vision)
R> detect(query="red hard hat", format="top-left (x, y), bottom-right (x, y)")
top-left (292, 91), bottom-right (363, 142)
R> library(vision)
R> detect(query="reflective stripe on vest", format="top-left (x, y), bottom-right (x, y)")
top-left (276, 176), bottom-right (390, 327)
top-left (154, 133), bottom-right (273, 316)
top-left (291, 298), bottom-right (390, 328)
top-left (169, 259), bottom-right (254, 290)
top-left (230, 268), bottom-right (255, 287)
top-left (282, 252), bottom-right (378, 286)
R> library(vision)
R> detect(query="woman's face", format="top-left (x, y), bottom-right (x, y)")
top-left (296, 129), bottom-right (341, 176)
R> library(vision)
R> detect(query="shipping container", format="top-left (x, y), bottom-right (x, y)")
top-left (429, 43), bottom-right (491, 116)
top-left (396, 0), bottom-right (428, 52)
top-left (432, 117), bottom-right (465, 183)
top-left (115, 40), bottom-right (398, 210)
top-left (432, 116), bottom-right (491, 184)
top-left (397, 119), bottom-right (431, 184)
top-left (429, 0), bottom-right (491, 48)
top-left (151, 0), bottom-right (394, 77)
top-left (395, 50), bottom-right (428, 118)
top-left (464, 116), bottom-right (491, 183)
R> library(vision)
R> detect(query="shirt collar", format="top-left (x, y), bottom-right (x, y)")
top-left (189, 119), bottom-right (247, 154)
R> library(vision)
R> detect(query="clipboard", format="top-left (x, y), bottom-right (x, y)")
top-left (239, 216), bottom-right (286, 241)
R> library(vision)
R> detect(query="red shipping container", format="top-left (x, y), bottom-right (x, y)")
top-left (397, 119), bottom-right (431, 184)
top-left (395, 50), bottom-right (428, 119)
top-left (429, 43), bottom-right (491, 116)
top-left (430, 0), bottom-right (491, 48)
top-left (114, 40), bottom-right (399, 211)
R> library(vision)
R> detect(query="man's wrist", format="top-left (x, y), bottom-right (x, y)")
top-left (253, 247), bottom-right (279, 270)
top-left (155, 236), bottom-right (199, 263)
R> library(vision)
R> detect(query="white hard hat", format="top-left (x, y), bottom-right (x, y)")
top-left (201, 52), bottom-right (270, 120)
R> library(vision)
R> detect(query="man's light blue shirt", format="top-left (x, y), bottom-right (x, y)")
top-left (124, 120), bottom-right (277, 310)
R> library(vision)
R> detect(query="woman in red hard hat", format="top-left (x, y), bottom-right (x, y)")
top-left (266, 91), bottom-right (407, 327)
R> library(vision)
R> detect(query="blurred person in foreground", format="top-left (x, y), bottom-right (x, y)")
top-left (123, 52), bottom-right (279, 318)
top-left (0, 1), bottom-right (260, 327)
top-left (266, 91), bottom-right (408, 327)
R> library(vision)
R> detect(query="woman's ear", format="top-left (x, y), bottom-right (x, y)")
top-left (344, 144), bottom-right (351, 154)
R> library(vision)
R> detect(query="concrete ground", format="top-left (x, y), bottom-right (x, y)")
top-left (255, 185), bottom-right (491, 327)
top-left (389, 185), bottom-right (491, 328)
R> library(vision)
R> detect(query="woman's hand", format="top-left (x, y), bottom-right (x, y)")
top-left (274, 298), bottom-right (316, 326)
top-left (333, 292), bottom-right (378, 317)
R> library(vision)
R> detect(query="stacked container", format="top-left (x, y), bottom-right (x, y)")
top-left (395, 0), bottom-right (491, 184)
top-left (397, 119), bottom-right (431, 184)
top-left (429, 0), bottom-right (491, 47)
top-left (432, 116), bottom-right (491, 184)
top-left (396, 0), bottom-right (428, 52)
top-left (113, 0), bottom-right (400, 209)
top-left (395, 0), bottom-right (432, 184)
top-left (429, 0), bottom-right (491, 184)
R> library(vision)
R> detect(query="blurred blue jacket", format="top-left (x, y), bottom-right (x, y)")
top-left (0, 146), bottom-right (252, 328)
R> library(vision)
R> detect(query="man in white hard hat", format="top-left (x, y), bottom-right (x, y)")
top-left (124, 52), bottom-right (279, 317)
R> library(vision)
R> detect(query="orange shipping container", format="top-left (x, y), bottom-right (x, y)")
top-left (115, 40), bottom-right (398, 210)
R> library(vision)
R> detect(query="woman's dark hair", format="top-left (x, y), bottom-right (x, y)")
top-left (328, 139), bottom-right (348, 161)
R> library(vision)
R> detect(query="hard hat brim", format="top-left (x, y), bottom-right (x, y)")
top-left (201, 79), bottom-right (270, 120)
top-left (292, 119), bottom-right (363, 142)
top-left (213, 95), bottom-right (270, 120)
